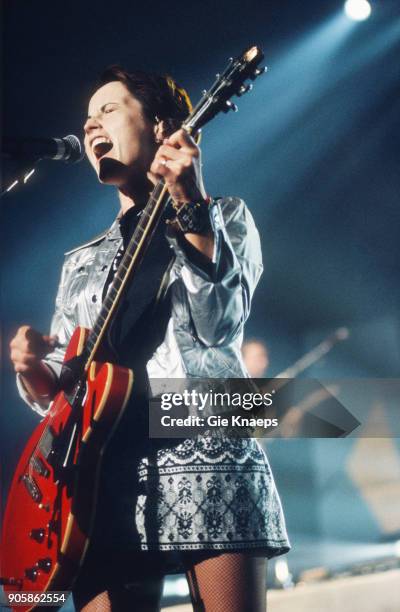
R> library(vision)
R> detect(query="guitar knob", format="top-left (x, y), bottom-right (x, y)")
top-left (25, 567), bottom-right (38, 582)
top-left (29, 528), bottom-right (45, 543)
top-left (36, 558), bottom-right (52, 573)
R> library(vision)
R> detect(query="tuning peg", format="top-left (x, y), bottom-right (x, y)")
top-left (202, 90), bottom-right (207, 95)
top-left (223, 100), bottom-right (238, 113)
top-left (237, 83), bottom-right (253, 96)
top-left (250, 66), bottom-right (267, 80)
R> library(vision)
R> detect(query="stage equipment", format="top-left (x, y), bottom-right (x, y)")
top-left (2, 135), bottom-right (83, 163)
top-left (344, 0), bottom-right (372, 21)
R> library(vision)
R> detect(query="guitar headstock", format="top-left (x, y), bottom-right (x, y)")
top-left (184, 45), bottom-right (266, 134)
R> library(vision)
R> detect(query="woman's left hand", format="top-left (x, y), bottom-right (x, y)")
top-left (148, 129), bottom-right (207, 204)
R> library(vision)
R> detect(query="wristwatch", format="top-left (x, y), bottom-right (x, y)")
top-left (172, 198), bottom-right (212, 234)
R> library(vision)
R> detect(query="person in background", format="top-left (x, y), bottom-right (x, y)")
top-left (242, 338), bottom-right (270, 378)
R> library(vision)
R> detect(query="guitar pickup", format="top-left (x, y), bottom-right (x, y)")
top-left (22, 474), bottom-right (43, 504)
top-left (30, 456), bottom-right (50, 478)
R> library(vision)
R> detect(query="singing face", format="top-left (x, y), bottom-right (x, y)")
top-left (83, 80), bottom-right (157, 187)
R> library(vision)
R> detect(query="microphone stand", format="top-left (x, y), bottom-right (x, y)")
top-left (0, 155), bottom-right (42, 198)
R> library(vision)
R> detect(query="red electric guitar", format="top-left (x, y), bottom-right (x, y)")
top-left (1, 46), bottom-right (265, 610)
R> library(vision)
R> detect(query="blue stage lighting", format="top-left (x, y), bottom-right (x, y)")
top-left (344, 0), bottom-right (372, 21)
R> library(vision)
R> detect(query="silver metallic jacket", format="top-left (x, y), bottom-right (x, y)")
top-left (18, 197), bottom-right (263, 416)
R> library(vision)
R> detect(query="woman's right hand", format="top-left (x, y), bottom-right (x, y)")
top-left (10, 325), bottom-right (58, 374)
top-left (10, 326), bottom-right (59, 406)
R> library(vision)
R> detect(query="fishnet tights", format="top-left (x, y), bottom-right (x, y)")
top-left (186, 553), bottom-right (267, 612)
top-left (80, 591), bottom-right (111, 612)
top-left (74, 552), bottom-right (267, 612)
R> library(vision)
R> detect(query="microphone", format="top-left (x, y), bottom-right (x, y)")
top-left (2, 135), bottom-right (84, 163)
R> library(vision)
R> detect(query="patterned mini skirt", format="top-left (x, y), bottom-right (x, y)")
top-left (135, 436), bottom-right (291, 559)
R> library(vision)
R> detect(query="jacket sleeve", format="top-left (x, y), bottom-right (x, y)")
top-left (166, 197), bottom-right (263, 347)
top-left (16, 259), bottom-right (70, 417)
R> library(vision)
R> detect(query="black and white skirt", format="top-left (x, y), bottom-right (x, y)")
top-left (136, 437), bottom-right (290, 558)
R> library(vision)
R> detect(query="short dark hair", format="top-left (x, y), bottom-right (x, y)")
top-left (98, 66), bottom-right (192, 133)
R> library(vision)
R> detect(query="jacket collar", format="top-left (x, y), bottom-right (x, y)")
top-left (64, 216), bottom-right (122, 256)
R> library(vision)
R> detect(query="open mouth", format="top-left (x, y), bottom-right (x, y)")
top-left (92, 137), bottom-right (113, 160)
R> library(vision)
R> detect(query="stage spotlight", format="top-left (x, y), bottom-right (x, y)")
top-left (344, 0), bottom-right (372, 21)
top-left (274, 558), bottom-right (294, 588)
top-left (174, 577), bottom-right (190, 597)
top-left (162, 576), bottom-right (190, 598)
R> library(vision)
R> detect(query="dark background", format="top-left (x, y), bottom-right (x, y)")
top-left (2, 0), bottom-right (400, 602)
